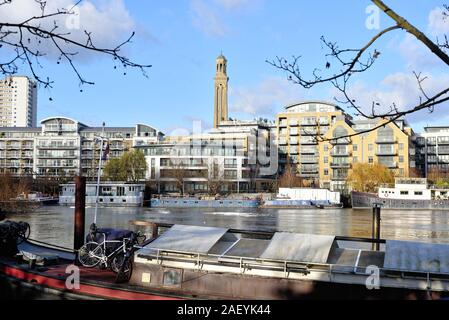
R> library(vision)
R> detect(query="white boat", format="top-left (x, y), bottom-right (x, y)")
top-left (59, 182), bottom-right (145, 207)
top-left (352, 178), bottom-right (449, 209)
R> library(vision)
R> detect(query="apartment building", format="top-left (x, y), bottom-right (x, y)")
top-left (137, 120), bottom-right (276, 194)
top-left (415, 126), bottom-right (449, 177)
top-left (0, 116), bottom-right (163, 179)
top-left (0, 76), bottom-right (37, 127)
top-left (276, 101), bottom-right (351, 185)
top-left (319, 117), bottom-right (416, 193)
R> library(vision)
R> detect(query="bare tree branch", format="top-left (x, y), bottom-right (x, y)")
top-left (268, 0), bottom-right (449, 142)
top-left (0, 0), bottom-right (151, 88)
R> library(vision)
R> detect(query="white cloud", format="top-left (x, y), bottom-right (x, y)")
top-left (396, 6), bottom-right (449, 70)
top-left (213, 0), bottom-right (256, 11)
top-left (230, 77), bottom-right (304, 117)
top-left (352, 6), bottom-right (449, 128)
top-left (190, 0), bottom-right (228, 38)
top-left (0, 0), bottom-right (136, 62)
top-left (333, 72), bottom-right (449, 123)
top-left (428, 6), bottom-right (449, 37)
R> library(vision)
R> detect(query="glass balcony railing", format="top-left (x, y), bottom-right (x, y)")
top-left (330, 162), bottom-right (351, 168)
top-left (376, 137), bottom-right (397, 144)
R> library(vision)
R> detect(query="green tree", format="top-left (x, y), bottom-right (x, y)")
top-left (102, 150), bottom-right (147, 182)
top-left (103, 158), bottom-right (126, 181)
top-left (121, 150), bottom-right (148, 182)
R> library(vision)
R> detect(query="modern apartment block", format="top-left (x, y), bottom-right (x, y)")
top-left (415, 126), bottom-right (449, 177)
top-left (318, 117), bottom-right (417, 193)
top-left (276, 101), bottom-right (351, 185)
top-left (0, 76), bottom-right (37, 127)
top-left (137, 120), bottom-right (276, 194)
top-left (0, 116), bottom-right (163, 179)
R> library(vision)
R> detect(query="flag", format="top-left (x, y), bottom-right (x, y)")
top-left (102, 142), bottom-right (110, 161)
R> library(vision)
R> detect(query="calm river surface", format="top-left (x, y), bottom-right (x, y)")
top-left (6, 206), bottom-right (449, 249)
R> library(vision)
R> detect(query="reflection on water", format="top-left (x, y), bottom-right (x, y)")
top-left (6, 206), bottom-right (449, 249)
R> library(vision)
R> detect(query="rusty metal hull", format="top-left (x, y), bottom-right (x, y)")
top-left (130, 262), bottom-right (447, 300)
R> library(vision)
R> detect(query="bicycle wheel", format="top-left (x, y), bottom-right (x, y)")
top-left (110, 253), bottom-right (126, 274)
top-left (78, 242), bottom-right (103, 268)
top-left (115, 256), bottom-right (133, 283)
top-left (17, 222), bottom-right (30, 244)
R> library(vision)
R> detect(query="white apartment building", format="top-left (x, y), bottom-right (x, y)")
top-left (137, 120), bottom-right (277, 194)
top-left (415, 126), bottom-right (449, 177)
top-left (0, 116), bottom-right (163, 179)
top-left (0, 76), bottom-right (37, 127)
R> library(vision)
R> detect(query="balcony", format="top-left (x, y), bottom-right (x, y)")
top-left (330, 162), bottom-right (351, 168)
top-left (330, 151), bottom-right (351, 157)
top-left (300, 149), bottom-right (317, 155)
top-left (331, 174), bottom-right (348, 181)
top-left (301, 158), bottom-right (318, 164)
top-left (300, 167), bottom-right (319, 174)
top-left (38, 144), bottom-right (78, 150)
top-left (330, 137), bottom-right (351, 145)
top-left (300, 138), bottom-right (318, 145)
top-left (437, 138), bottom-right (449, 145)
top-left (376, 137), bottom-right (397, 144)
top-left (301, 121), bottom-right (317, 126)
top-left (376, 150), bottom-right (397, 156)
top-left (378, 161), bottom-right (398, 168)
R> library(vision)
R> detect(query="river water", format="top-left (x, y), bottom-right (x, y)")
top-left (5, 206), bottom-right (449, 249)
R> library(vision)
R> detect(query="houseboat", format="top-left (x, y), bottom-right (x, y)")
top-left (59, 182), bottom-right (145, 207)
top-left (1, 222), bottom-right (449, 300)
top-left (262, 188), bottom-right (343, 208)
top-left (150, 197), bottom-right (260, 208)
top-left (352, 178), bottom-right (449, 209)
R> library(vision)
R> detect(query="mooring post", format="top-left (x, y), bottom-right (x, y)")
top-left (372, 203), bottom-right (382, 251)
top-left (151, 222), bottom-right (159, 239)
top-left (74, 176), bottom-right (86, 257)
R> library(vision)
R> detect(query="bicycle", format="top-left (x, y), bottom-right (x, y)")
top-left (78, 224), bottom-right (146, 276)
top-left (0, 221), bottom-right (30, 244)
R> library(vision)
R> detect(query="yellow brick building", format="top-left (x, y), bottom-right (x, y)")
top-left (276, 101), bottom-right (351, 185)
top-left (319, 116), bottom-right (416, 193)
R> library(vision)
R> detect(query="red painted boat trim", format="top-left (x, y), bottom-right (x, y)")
top-left (0, 264), bottom-right (181, 300)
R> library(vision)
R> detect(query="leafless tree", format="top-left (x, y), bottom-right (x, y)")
top-left (0, 0), bottom-right (151, 89)
top-left (268, 0), bottom-right (449, 140)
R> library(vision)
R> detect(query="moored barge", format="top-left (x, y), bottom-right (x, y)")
top-left (1, 223), bottom-right (449, 300)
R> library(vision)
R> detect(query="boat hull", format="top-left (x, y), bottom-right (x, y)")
top-left (352, 191), bottom-right (449, 210)
top-left (150, 198), bottom-right (260, 208)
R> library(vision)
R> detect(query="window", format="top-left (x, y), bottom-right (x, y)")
top-left (163, 269), bottom-right (182, 287)
top-left (399, 143), bottom-right (404, 151)
top-left (324, 144), bottom-right (328, 152)
top-left (399, 156), bottom-right (404, 163)
top-left (353, 144), bottom-right (358, 151)
top-left (324, 169), bottom-right (329, 176)
top-left (353, 156), bottom-right (358, 163)
top-left (368, 156), bottom-right (373, 164)
top-left (324, 157), bottom-right (328, 164)
top-left (414, 191), bottom-right (423, 196)
top-left (400, 191), bottom-right (409, 195)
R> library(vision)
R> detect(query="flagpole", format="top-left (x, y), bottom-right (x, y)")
top-left (94, 123), bottom-right (106, 225)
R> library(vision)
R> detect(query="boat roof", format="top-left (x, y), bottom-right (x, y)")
top-left (140, 224), bottom-right (337, 263)
top-left (384, 240), bottom-right (449, 274)
top-left (260, 232), bottom-right (335, 263)
top-left (142, 225), bottom-right (229, 254)
top-left (137, 224), bottom-right (449, 276)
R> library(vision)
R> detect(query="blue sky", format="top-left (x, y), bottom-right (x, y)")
top-left (2, 0), bottom-right (448, 134)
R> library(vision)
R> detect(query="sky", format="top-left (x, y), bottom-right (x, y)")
top-left (1, 0), bottom-right (448, 134)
